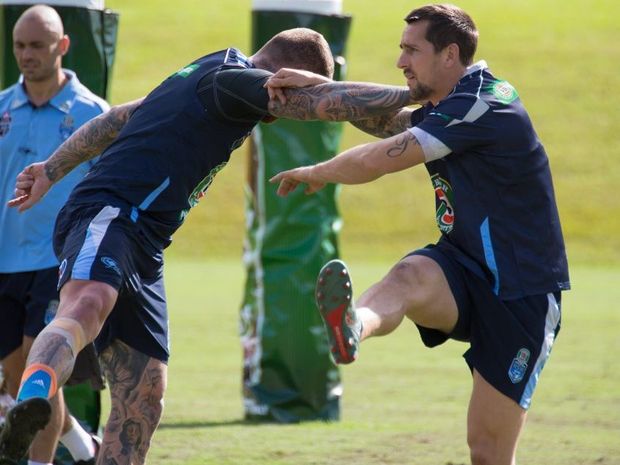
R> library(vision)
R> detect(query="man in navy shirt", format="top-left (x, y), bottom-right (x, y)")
top-left (2, 27), bottom-right (415, 464)
top-left (269, 4), bottom-right (569, 465)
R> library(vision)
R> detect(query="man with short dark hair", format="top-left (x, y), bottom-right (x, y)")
top-left (269, 4), bottom-right (569, 464)
top-left (2, 26), bottom-right (415, 464)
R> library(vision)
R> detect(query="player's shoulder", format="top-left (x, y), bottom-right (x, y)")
top-left (66, 72), bottom-right (110, 114)
top-left (72, 86), bottom-right (110, 114)
top-left (0, 83), bottom-right (18, 105)
top-left (208, 67), bottom-right (272, 123)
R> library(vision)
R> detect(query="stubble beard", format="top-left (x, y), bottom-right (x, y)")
top-left (409, 81), bottom-right (434, 104)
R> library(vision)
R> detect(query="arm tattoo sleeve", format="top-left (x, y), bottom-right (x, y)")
top-left (350, 108), bottom-right (415, 138)
top-left (386, 132), bottom-right (420, 158)
top-left (268, 82), bottom-right (412, 122)
top-left (44, 99), bottom-right (142, 183)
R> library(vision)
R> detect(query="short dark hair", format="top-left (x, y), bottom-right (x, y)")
top-left (405, 4), bottom-right (478, 66)
top-left (256, 28), bottom-right (334, 78)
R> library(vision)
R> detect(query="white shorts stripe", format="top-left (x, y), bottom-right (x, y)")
top-left (519, 293), bottom-right (561, 409)
top-left (71, 206), bottom-right (121, 280)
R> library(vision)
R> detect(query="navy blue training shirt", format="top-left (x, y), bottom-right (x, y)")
top-left (67, 48), bottom-right (272, 248)
top-left (409, 61), bottom-right (570, 299)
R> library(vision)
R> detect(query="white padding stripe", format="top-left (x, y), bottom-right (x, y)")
top-left (409, 127), bottom-right (451, 162)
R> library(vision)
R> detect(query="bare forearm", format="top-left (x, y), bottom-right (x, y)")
top-left (268, 82), bottom-right (412, 122)
top-left (44, 99), bottom-right (142, 183)
top-left (350, 108), bottom-right (414, 138)
top-left (311, 131), bottom-right (423, 185)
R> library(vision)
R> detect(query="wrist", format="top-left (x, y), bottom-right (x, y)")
top-left (43, 162), bottom-right (58, 184)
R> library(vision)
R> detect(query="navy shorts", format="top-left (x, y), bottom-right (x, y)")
top-left (408, 244), bottom-right (562, 409)
top-left (0, 268), bottom-right (59, 359)
top-left (54, 203), bottom-right (169, 363)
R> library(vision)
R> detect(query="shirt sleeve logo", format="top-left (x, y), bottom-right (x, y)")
top-left (0, 111), bottom-right (11, 137)
top-left (487, 80), bottom-right (519, 104)
top-left (431, 174), bottom-right (455, 233)
top-left (170, 63), bottom-right (199, 79)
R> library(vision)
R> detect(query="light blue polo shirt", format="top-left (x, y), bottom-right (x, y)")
top-left (0, 69), bottom-right (109, 273)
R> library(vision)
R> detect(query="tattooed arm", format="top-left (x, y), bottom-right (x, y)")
top-left (265, 68), bottom-right (413, 129)
top-left (8, 98), bottom-right (143, 212)
top-left (270, 130), bottom-right (426, 196)
top-left (268, 81), bottom-right (413, 122)
top-left (350, 108), bottom-right (415, 138)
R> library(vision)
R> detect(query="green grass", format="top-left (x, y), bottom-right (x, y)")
top-left (95, 259), bottom-right (619, 465)
top-left (103, 0), bottom-right (620, 265)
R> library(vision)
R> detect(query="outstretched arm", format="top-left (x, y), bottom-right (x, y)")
top-left (270, 130), bottom-right (425, 196)
top-left (268, 81), bottom-right (413, 122)
top-left (8, 98), bottom-right (143, 211)
top-left (265, 68), bottom-right (414, 134)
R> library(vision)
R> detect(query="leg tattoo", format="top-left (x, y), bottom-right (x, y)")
top-left (98, 341), bottom-right (166, 465)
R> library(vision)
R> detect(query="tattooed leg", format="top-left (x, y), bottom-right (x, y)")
top-left (99, 340), bottom-right (167, 465)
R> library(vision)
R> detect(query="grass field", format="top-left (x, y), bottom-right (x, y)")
top-left (90, 1), bottom-right (620, 463)
top-left (114, 259), bottom-right (619, 465)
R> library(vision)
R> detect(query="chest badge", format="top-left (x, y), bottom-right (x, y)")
top-left (431, 174), bottom-right (455, 233)
top-left (59, 115), bottom-right (75, 140)
top-left (0, 111), bottom-right (11, 137)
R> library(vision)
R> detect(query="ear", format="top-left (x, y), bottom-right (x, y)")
top-left (443, 43), bottom-right (460, 67)
top-left (58, 34), bottom-right (70, 56)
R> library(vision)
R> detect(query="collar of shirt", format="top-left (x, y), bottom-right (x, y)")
top-left (462, 60), bottom-right (488, 78)
top-left (9, 69), bottom-right (81, 113)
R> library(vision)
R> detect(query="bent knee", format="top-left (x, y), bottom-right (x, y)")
top-left (385, 256), bottom-right (451, 310)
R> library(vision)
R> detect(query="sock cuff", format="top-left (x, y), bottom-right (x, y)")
top-left (20, 363), bottom-right (58, 399)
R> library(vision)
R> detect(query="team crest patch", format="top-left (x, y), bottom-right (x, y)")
top-left (59, 115), bottom-right (75, 140)
top-left (508, 348), bottom-right (530, 384)
top-left (488, 80), bottom-right (519, 104)
top-left (431, 175), bottom-right (455, 233)
top-left (0, 111), bottom-right (11, 137)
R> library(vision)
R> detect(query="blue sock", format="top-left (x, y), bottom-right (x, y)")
top-left (17, 365), bottom-right (55, 402)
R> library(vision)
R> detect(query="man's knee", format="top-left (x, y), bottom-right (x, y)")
top-left (384, 258), bottom-right (432, 308)
top-left (385, 256), bottom-right (454, 321)
top-left (59, 281), bottom-right (118, 340)
top-left (467, 435), bottom-right (498, 465)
